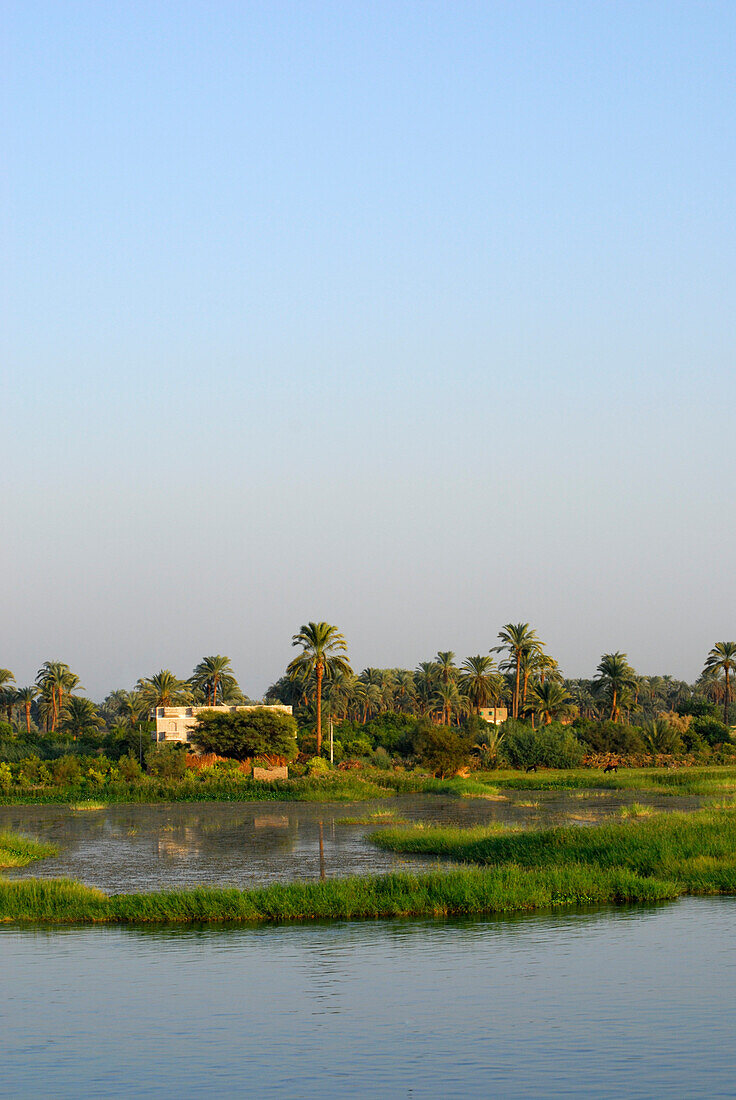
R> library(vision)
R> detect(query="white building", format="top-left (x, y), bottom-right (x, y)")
top-left (154, 704), bottom-right (293, 744)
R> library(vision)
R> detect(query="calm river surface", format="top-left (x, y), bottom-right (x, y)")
top-left (0, 789), bottom-right (700, 892)
top-left (2, 897), bottom-right (735, 1098)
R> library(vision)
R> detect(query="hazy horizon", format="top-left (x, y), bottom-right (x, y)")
top-left (4, 2), bottom-right (735, 701)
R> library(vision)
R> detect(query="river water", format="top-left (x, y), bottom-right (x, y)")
top-left (0, 789), bottom-right (699, 892)
top-left (2, 897), bottom-right (735, 1097)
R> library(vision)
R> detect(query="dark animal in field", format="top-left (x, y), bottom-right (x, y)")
top-left (526, 765), bottom-right (538, 773)
top-left (603, 763), bottom-right (618, 773)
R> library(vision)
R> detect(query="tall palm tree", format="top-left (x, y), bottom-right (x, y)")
top-left (703, 642), bottom-right (736, 726)
top-left (35, 662), bottom-right (81, 732)
top-left (0, 669), bottom-right (15, 693)
top-left (593, 652), bottom-right (636, 722)
top-left (287, 622), bottom-right (351, 755)
top-left (495, 624), bottom-right (540, 719)
top-left (15, 686), bottom-right (37, 735)
top-left (436, 652), bottom-right (457, 686)
top-left (190, 655), bottom-right (238, 706)
top-left (414, 662), bottom-right (440, 716)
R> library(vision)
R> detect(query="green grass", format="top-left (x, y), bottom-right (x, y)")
top-left (3, 765), bottom-right (736, 805)
top-left (371, 806), bottom-right (736, 896)
top-left (0, 864), bottom-right (678, 924)
top-left (336, 810), bottom-right (409, 826)
top-left (6, 806), bottom-right (736, 924)
top-left (0, 831), bottom-right (57, 869)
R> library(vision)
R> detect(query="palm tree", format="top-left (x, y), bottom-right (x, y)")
top-left (531, 681), bottom-right (573, 725)
top-left (495, 624), bottom-right (540, 719)
top-left (60, 696), bottom-right (103, 739)
top-left (414, 662), bottom-right (440, 715)
top-left (287, 622), bottom-right (351, 755)
top-left (433, 681), bottom-right (466, 726)
top-left (459, 655), bottom-right (500, 714)
top-left (0, 669), bottom-right (15, 693)
top-left (15, 686), bottom-right (37, 735)
top-left (593, 652), bottom-right (636, 722)
top-left (137, 670), bottom-right (191, 712)
top-left (190, 655), bottom-right (238, 706)
top-left (35, 662), bottom-right (81, 732)
top-left (703, 642), bottom-right (736, 726)
top-left (436, 652), bottom-right (457, 686)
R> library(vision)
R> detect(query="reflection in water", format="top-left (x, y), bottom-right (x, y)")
top-left (0, 788), bottom-right (701, 894)
top-left (1, 897), bottom-right (734, 1098)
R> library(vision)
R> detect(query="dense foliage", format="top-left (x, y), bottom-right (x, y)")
top-left (191, 708), bottom-right (298, 762)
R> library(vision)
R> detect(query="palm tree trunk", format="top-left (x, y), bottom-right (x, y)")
top-left (316, 662), bottom-right (323, 756)
top-left (514, 652), bottom-right (521, 719)
top-left (25, 704), bottom-right (31, 735)
top-left (725, 668), bottom-right (730, 727)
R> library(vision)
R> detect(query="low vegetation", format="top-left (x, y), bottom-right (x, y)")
top-left (0, 831), bottom-right (56, 869)
top-left (7, 806), bottom-right (736, 923)
top-left (370, 806), bottom-right (736, 897)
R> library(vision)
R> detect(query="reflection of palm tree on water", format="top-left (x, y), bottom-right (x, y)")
top-left (318, 821), bottom-right (326, 880)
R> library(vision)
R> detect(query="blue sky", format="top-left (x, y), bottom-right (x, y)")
top-left (3, 1), bottom-right (735, 698)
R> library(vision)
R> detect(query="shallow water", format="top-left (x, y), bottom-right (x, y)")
top-left (1, 896), bottom-right (734, 1097)
top-left (0, 789), bottom-right (700, 892)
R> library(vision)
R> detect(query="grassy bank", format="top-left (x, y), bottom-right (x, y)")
top-left (0, 772), bottom-right (397, 805)
top-left (5, 807), bottom-right (736, 924)
top-left (0, 864), bottom-right (677, 924)
top-left (3, 764), bottom-right (736, 805)
top-left (372, 806), bottom-right (736, 895)
top-left (0, 831), bottom-right (57, 870)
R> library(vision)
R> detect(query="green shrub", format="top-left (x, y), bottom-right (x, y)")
top-left (500, 722), bottom-right (584, 769)
top-left (145, 744), bottom-right (187, 780)
top-left (692, 716), bottom-right (730, 746)
top-left (52, 756), bottom-right (82, 786)
top-left (192, 708), bottom-right (298, 762)
top-left (412, 721), bottom-right (473, 777)
top-left (306, 756), bottom-right (331, 775)
top-left (573, 719), bottom-right (647, 755)
top-left (17, 756), bottom-right (52, 786)
top-left (117, 755), bottom-right (143, 781)
top-left (0, 762), bottom-right (12, 793)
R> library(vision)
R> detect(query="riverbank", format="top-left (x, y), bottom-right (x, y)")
top-left (4, 806), bottom-right (736, 923)
top-left (2, 764), bottom-right (736, 805)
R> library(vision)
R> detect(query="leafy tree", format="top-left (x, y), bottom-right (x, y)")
top-left (500, 721), bottom-right (584, 769)
top-left (412, 720), bottom-right (473, 777)
top-left (192, 707), bottom-right (298, 762)
top-left (145, 743), bottom-right (187, 780)
top-left (287, 622), bottom-right (351, 756)
top-left (691, 715), bottom-right (730, 747)
top-left (702, 642), bottom-right (736, 726)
